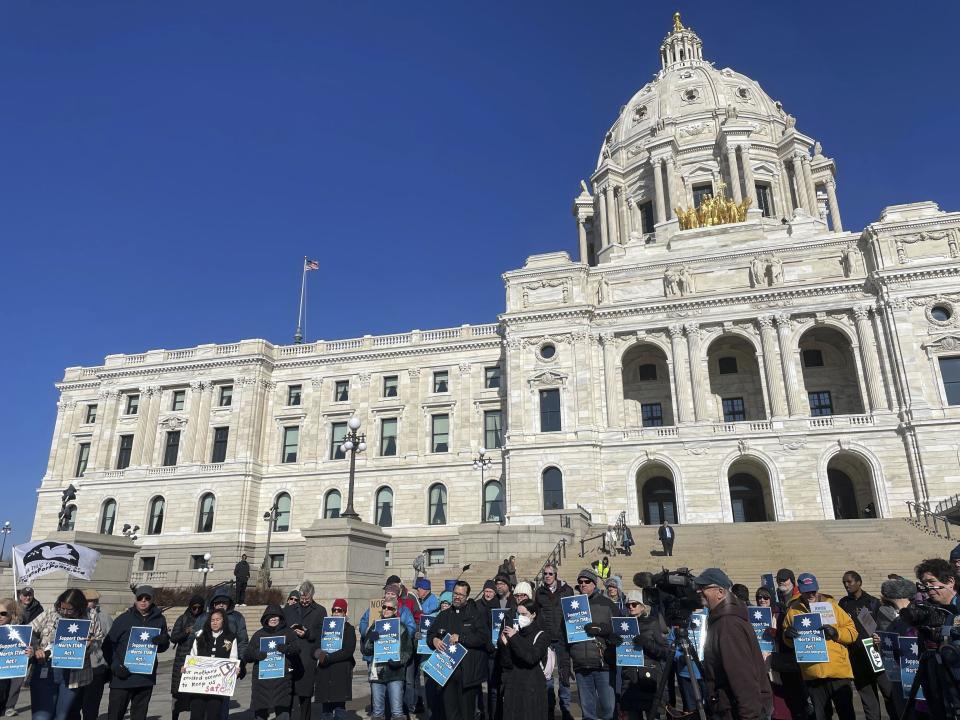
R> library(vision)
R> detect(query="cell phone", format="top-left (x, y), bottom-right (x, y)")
top-left (291, 624), bottom-right (304, 630)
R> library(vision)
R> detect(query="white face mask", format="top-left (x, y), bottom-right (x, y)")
top-left (517, 614), bottom-right (533, 629)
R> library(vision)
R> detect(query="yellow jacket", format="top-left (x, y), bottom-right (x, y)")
top-left (783, 594), bottom-right (857, 681)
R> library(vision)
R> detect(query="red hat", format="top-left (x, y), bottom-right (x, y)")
top-left (332, 598), bottom-right (348, 612)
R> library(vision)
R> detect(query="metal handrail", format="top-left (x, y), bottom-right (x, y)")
top-left (579, 532), bottom-right (609, 558)
top-left (906, 501), bottom-right (957, 540)
top-left (535, 538), bottom-right (567, 586)
top-left (934, 493), bottom-right (960, 515)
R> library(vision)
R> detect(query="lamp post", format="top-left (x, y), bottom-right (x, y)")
top-left (0, 521), bottom-right (11, 563)
top-left (473, 448), bottom-right (495, 522)
top-left (260, 503), bottom-right (279, 590)
top-left (198, 552), bottom-right (213, 588)
top-left (121, 524), bottom-right (140, 542)
top-left (339, 416), bottom-right (366, 520)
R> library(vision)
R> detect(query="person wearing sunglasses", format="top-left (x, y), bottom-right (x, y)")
top-left (170, 595), bottom-right (206, 720)
top-left (568, 568), bottom-right (617, 720)
top-left (103, 585), bottom-right (170, 720)
top-left (363, 601), bottom-right (413, 720)
top-left (535, 565), bottom-right (575, 720)
top-left (618, 590), bottom-right (670, 720)
top-left (313, 599), bottom-right (357, 720)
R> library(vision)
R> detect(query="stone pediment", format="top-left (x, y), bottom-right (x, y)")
top-left (923, 335), bottom-right (960, 352)
top-left (527, 370), bottom-right (568, 388)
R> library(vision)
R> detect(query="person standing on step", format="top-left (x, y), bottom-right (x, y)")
top-left (536, 565), bottom-right (574, 720)
top-left (234, 554), bottom-right (251, 607)
top-left (497, 599), bottom-right (549, 720)
top-left (78, 589), bottom-right (112, 720)
top-left (428, 581), bottom-right (489, 720)
top-left (170, 596), bottom-right (205, 720)
top-left (185, 609), bottom-right (238, 720)
top-left (245, 604), bottom-right (301, 720)
top-left (414, 549), bottom-right (428, 580)
top-left (658, 520), bottom-right (674, 557)
top-left (283, 581), bottom-right (328, 720)
top-left (506, 557), bottom-right (518, 588)
top-left (772, 568), bottom-right (808, 720)
top-left (838, 571), bottom-right (882, 720)
top-left (621, 526), bottom-right (634, 557)
top-left (569, 568), bottom-right (617, 720)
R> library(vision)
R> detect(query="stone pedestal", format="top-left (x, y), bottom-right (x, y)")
top-left (28, 531), bottom-right (139, 617)
top-left (300, 519), bottom-right (390, 626)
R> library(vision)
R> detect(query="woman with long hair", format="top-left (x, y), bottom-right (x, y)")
top-left (0, 597), bottom-right (31, 714)
top-left (186, 609), bottom-right (238, 720)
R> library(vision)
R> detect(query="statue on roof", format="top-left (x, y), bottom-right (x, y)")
top-left (673, 12), bottom-right (684, 32)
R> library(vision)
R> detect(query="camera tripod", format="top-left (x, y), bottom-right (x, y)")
top-left (650, 629), bottom-right (708, 720)
top-left (900, 646), bottom-right (960, 720)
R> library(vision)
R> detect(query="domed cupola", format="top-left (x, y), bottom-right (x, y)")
top-left (660, 12), bottom-right (704, 69)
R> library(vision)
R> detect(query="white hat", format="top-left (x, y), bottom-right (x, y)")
top-left (514, 581), bottom-right (533, 598)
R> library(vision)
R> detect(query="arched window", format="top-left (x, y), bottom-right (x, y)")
top-left (197, 493), bottom-right (216, 533)
top-left (641, 477), bottom-right (678, 525)
top-left (147, 497), bottom-right (165, 535)
top-left (484, 480), bottom-right (503, 523)
top-left (99, 499), bottom-right (117, 535)
top-left (428, 484), bottom-right (447, 525)
top-left (375, 487), bottom-right (394, 528)
top-left (728, 473), bottom-right (767, 523)
top-left (323, 490), bottom-right (341, 519)
top-left (542, 467), bottom-right (564, 510)
top-left (273, 492), bottom-right (291, 532)
top-left (61, 505), bottom-right (77, 531)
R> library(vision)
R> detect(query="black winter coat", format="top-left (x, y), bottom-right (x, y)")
top-left (283, 600), bottom-right (328, 697)
top-left (20, 600), bottom-right (43, 624)
top-left (314, 621), bottom-right (357, 703)
top-left (839, 591), bottom-right (882, 684)
top-left (104, 605), bottom-right (170, 689)
top-left (535, 581), bottom-right (575, 644)
top-left (170, 605), bottom-right (203, 695)
top-left (428, 600), bottom-right (490, 688)
top-left (497, 625), bottom-right (549, 720)
top-left (702, 598), bottom-right (771, 720)
top-left (567, 591), bottom-right (617, 671)
top-left (244, 621), bottom-right (301, 712)
top-left (620, 613), bottom-right (670, 712)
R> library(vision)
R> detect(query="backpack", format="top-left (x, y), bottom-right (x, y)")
top-left (534, 631), bottom-right (557, 680)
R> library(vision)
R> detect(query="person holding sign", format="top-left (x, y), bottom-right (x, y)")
top-left (567, 568), bottom-right (617, 720)
top-left (617, 590), bottom-right (670, 720)
top-left (314, 599), bottom-right (357, 720)
top-left (170, 596), bottom-right (205, 720)
top-left (362, 600), bottom-right (413, 720)
top-left (497, 599), bottom-right (549, 720)
top-left (29, 588), bottom-right (103, 720)
top-left (782, 573), bottom-right (857, 720)
top-left (185, 609), bottom-right (239, 720)
top-left (837, 571), bottom-right (883, 720)
top-left (869, 577), bottom-right (916, 720)
top-left (0, 597), bottom-right (33, 712)
top-left (244, 604), bottom-right (301, 720)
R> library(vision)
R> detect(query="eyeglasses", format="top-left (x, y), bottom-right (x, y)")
top-left (626, 602), bottom-right (641, 608)
top-left (543, 571), bottom-right (556, 576)
top-left (0, 611), bottom-right (9, 617)
top-left (332, 608), bottom-right (346, 614)
top-left (578, 579), bottom-right (595, 585)
top-left (696, 585), bottom-right (719, 592)
top-left (452, 592), bottom-right (468, 598)
top-left (382, 606), bottom-right (396, 611)
top-left (136, 595), bottom-right (152, 601)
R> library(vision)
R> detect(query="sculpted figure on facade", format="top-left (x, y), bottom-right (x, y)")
top-left (664, 267), bottom-right (681, 297)
top-left (840, 243), bottom-right (861, 278)
top-left (750, 256), bottom-right (766, 287)
top-left (678, 266), bottom-right (696, 295)
top-left (769, 256), bottom-right (784, 285)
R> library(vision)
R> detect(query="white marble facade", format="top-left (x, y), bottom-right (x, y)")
top-left (34, 16), bottom-right (960, 586)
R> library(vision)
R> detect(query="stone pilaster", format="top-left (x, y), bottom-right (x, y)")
top-left (726, 147), bottom-right (743, 203)
top-left (190, 382), bottom-right (214, 463)
top-left (825, 179), bottom-right (843, 232)
top-left (52, 401), bottom-right (78, 480)
top-left (181, 381), bottom-right (205, 463)
top-left (405, 368), bottom-right (422, 456)
top-left (652, 160), bottom-right (666, 224)
top-left (853, 305), bottom-right (888, 412)
top-left (301, 377), bottom-right (324, 462)
top-left (600, 332), bottom-right (620, 427)
top-left (757, 316), bottom-right (788, 418)
top-left (92, 389), bottom-right (119, 472)
top-left (684, 323), bottom-right (709, 421)
top-left (665, 156), bottom-right (679, 219)
top-left (668, 324), bottom-right (693, 423)
top-left (775, 314), bottom-right (804, 416)
top-left (597, 187), bottom-right (609, 248)
top-left (605, 184), bottom-right (620, 245)
top-left (456, 363), bottom-right (471, 451)
top-left (132, 386), bottom-right (160, 467)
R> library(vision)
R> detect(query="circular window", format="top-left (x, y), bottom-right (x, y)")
top-left (931, 305), bottom-right (952, 322)
top-left (683, 89), bottom-right (699, 102)
top-left (539, 343), bottom-right (556, 360)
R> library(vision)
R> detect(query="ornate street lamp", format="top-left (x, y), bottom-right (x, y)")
top-left (473, 448), bottom-right (495, 522)
top-left (338, 416), bottom-right (366, 520)
top-left (57, 484), bottom-right (78, 531)
top-left (121, 524), bottom-right (140, 541)
top-left (0, 521), bottom-right (11, 563)
top-left (197, 552), bottom-right (213, 588)
top-left (260, 502), bottom-right (279, 589)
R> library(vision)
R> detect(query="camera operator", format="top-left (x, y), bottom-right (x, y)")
top-left (870, 577), bottom-right (916, 720)
top-left (693, 568), bottom-right (771, 720)
top-left (914, 558), bottom-right (960, 614)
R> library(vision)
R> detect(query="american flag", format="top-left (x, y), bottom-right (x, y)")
top-left (304, 259), bottom-right (319, 271)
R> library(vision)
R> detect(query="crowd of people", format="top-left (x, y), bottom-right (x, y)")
top-left (1, 543), bottom-right (959, 720)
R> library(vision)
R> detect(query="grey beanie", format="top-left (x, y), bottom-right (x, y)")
top-left (577, 567), bottom-right (601, 588)
top-left (880, 578), bottom-right (916, 600)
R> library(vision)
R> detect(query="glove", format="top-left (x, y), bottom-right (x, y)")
top-left (366, 630), bottom-right (380, 642)
top-left (252, 650), bottom-right (268, 661)
top-left (114, 664), bottom-right (132, 680)
top-left (823, 625), bottom-right (839, 641)
top-left (783, 627), bottom-right (799, 640)
top-left (151, 632), bottom-right (168, 646)
top-left (238, 663), bottom-right (247, 680)
top-left (313, 650), bottom-right (328, 664)
top-left (608, 635), bottom-right (623, 646)
top-left (275, 643), bottom-right (287, 653)
top-left (584, 624), bottom-right (604, 637)
top-left (387, 660), bottom-right (403, 670)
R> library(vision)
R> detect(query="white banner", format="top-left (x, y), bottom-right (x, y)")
top-left (178, 656), bottom-right (240, 697)
top-left (13, 541), bottom-right (101, 584)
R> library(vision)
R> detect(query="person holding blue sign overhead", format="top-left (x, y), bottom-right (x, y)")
top-left (244, 604), bottom-right (301, 720)
top-left (783, 573), bottom-right (858, 720)
top-left (28, 588), bottom-right (103, 720)
top-left (362, 599), bottom-right (413, 720)
top-left (314, 599), bottom-right (357, 720)
top-left (497, 599), bottom-right (549, 720)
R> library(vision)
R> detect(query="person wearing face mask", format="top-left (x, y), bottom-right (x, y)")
top-left (186, 609), bottom-right (238, 720)
top-left (497, 599), bottom-right (549, 720)
top-left (245, 604), bottom-right (301, 720)
top-left (313, 599), bottom-right (356, 720)
top-left (170, 596), bottom-right (206, 720)
top-left (617, 590), bottom-right (670, 720)
top-left (0, 597), bottom-right (32, 717)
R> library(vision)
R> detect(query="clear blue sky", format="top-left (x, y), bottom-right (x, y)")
top-left (2, 2), bottom-right (958, 546)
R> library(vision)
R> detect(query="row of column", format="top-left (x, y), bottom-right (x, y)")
top-left (782, 154), bottom-right (843, 231)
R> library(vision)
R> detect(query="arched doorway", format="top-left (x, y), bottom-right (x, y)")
top-left (622, 343), bottom-right (675, 427)
top-left (828, 469), bottom-right (859, 519)
top-left (826, 453), bottom-right (880, 519)
top-left (706, 334), bottom-right (767, 422)
top-left (636, 462), bottom-right (679, 525)
top-left (728, 473), bottom-right (768, 522)
top-left (798, 327), bottom-right (865, 416)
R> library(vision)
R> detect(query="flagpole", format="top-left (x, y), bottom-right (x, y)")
top-left (294, 257), bottom-right (307, 344)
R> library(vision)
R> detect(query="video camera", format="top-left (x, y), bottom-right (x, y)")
top-left (899, 591), bottom-right (960, 718)
top-left (634, 567), bottom-right (702, 626)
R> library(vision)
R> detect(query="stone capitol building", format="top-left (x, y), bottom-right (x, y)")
top-left (34, 15), bottom-right (960, 587)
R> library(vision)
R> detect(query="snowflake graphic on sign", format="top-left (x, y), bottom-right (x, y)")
top-left (753, 611), bottom-right (763, 620)
top-left (497, 612), bottom-right (504, 621)
top-left (383, 622), bottom-right (393, 631)
top-left (5, 629), bottom-right (22, 644)
top-left (68, 623), bottom-right (80, 634)
top-left (910, 643), bottom-right (919, 656)
top-left (268, 640), bottom-right (277, 650)
top-left (423, 619), bottom-right (431, 627)
top-left (620, 622), bottom-right (630, 632)
top-left (139, 631), bottom-right (151, 641)
top-left (800, 617), bottom-right (812, 628)
top-left (570, 601), bottom-right (580, 610)
top-left (883, 637), bottom-right (893, 648)
top-left (329, 621), bottom-right (337, 629)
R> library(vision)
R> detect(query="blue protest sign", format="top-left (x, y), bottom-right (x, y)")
top-left (422, 634), bottom-right (467, 687)
top-left (0, 626), bottom-right (32, 680)
top-left (321, 617), bottom-right (345, 653)
top-left (898, 636), bottom-right (924, 700)
top-left (761, 574), bottom-right (776, 595)
top-left (417, 616), bottom-right (435, 655)
top-left (747, 606), bottom-right (774, 652)
top-left (374, 619), bottom-right (400, 662)
top-left (792, 613), bottom-right (828, 663)
top-left (491, 609), bottom-right (515, 645)
top-left (51, 618), bottom-right (91, 669)
top-left (258, 636), bottom-right (286, 680)
top-left (123, 626), bottom-right (160, 674)
top-left (688, 610), bottom-right (707, 660)
top-left (876, 632), bottom-right (900, 682)
top-left (612, 617), bottom-right (644, 667)
top-left (561, 594), bottom-right (592, 643)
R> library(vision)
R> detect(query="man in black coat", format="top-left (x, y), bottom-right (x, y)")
top-left (536, 565), bottom-right (575, 720)
top-left (658, 519), bottom-right (675, 556)
top-left (428, 580), bottom-right (490, 720)
top-left (283, 580), bottom-right (328, 720)
top-left (839, 570), bottom-right (883, 720)
top-left (234, 554), bottom-right (251, 606)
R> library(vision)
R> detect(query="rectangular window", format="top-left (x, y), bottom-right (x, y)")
top-left (171, 390), bottom-right (185, 411)
top-left (639, 201), bottom-right (655, 235)
top-left (383, 375), bottom-right (398, 398)
top-left (85, 404), bottom-right (97, 423)
top-left (334, 380), bottom-right (349, 402)
top-left (539, 388), bottom-right (562, 432)
top-left (722, 397), bottom-right (746, 422)
top-left (802, 349), bottom-right (824, 367)
top-left (380, 418), bottom-right (398, 456)
top-left (808, 391), bottom-right (834, 416)
top-left (125, 394), bottom-right (140, 415)
top-left (427, 548), bottom-right (445, 566)
top-left (162, 431), bottom-right (181, 466)
top-left (287, 384), bottom-right (302, 406)
top-left (330, 422), bottom-right (348, 460)
top-left (941, 357), bottom-right (960, 406)
top-left (140, 557), bottom-right (156, 572)
top-left (433, 371), bottom-right (449, 393)
top-left (282, 426), bottom-right (299, 463)
top-left (116, 434), bottom-right (134, 470)
top-left (269, 553), bottom-right (285, 569)
top-left (211, 427), bottom-right (229, 463)
top-left (693, 183), bottom-right (713, 208)
top-left (755, 183), bottom-right (774, 218)
top-left (484, 410), bottom-right (502, 449)
top-left (641, 403), bottom-right (664, 428)
top-left (190, 554), bottom-right (208, 570)
top-left (75, 443), bottom-right (91, 477)
top-left (718, 357), bottom-right (738, 374)
top-left (484, 366), bottom-right (501, 390)
top-left (431, 414), bottom-right (449, 453)
top-left (219, 385), bottom-right (233, 407)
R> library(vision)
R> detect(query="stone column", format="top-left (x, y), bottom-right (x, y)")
top-left (775, 314), bottom-right (804, 415)
top-left (665, 157), bottom-right (678, 219)
top-left (726, 146), bottom-right (743, 203)
top-left (597, 187), bottom-right (609, 248)
top-left (52, 402), bottom-right (78, 480)
top-left (406, 369), bottom-right (422, 455)
top-left (652, 159), bottom-right (666, 224)
top-left (853, 306), bottom-right (887, 412)
top-left (92, 390), bottom-right (119, 472)
top-left (778, 162), bottom-right (795, 214)
top-left (757, 316), bottom-right (788, 418)
top-left (577, 217), bottom-right (589, 262)
top-left (668, 324), bottom-right (693, 423)
top-left (791, 155), bottom-right (810, 213)
top-left (191, 382), bottom-right (215, 463)
top-left (132, 386), bottom-right (160, 466)
top-left (606, 184), bottom-right (620, 245)
top-left (740, 147), bottom-right (758, 206)
top-left (600, 333), bottom-right (620, 427)
top-left (801, 156), bottom-right (817, 214)
top-left (684, 324), bottom-right (710, 421)
top-left (825, 179), bottom-right (843, 232)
